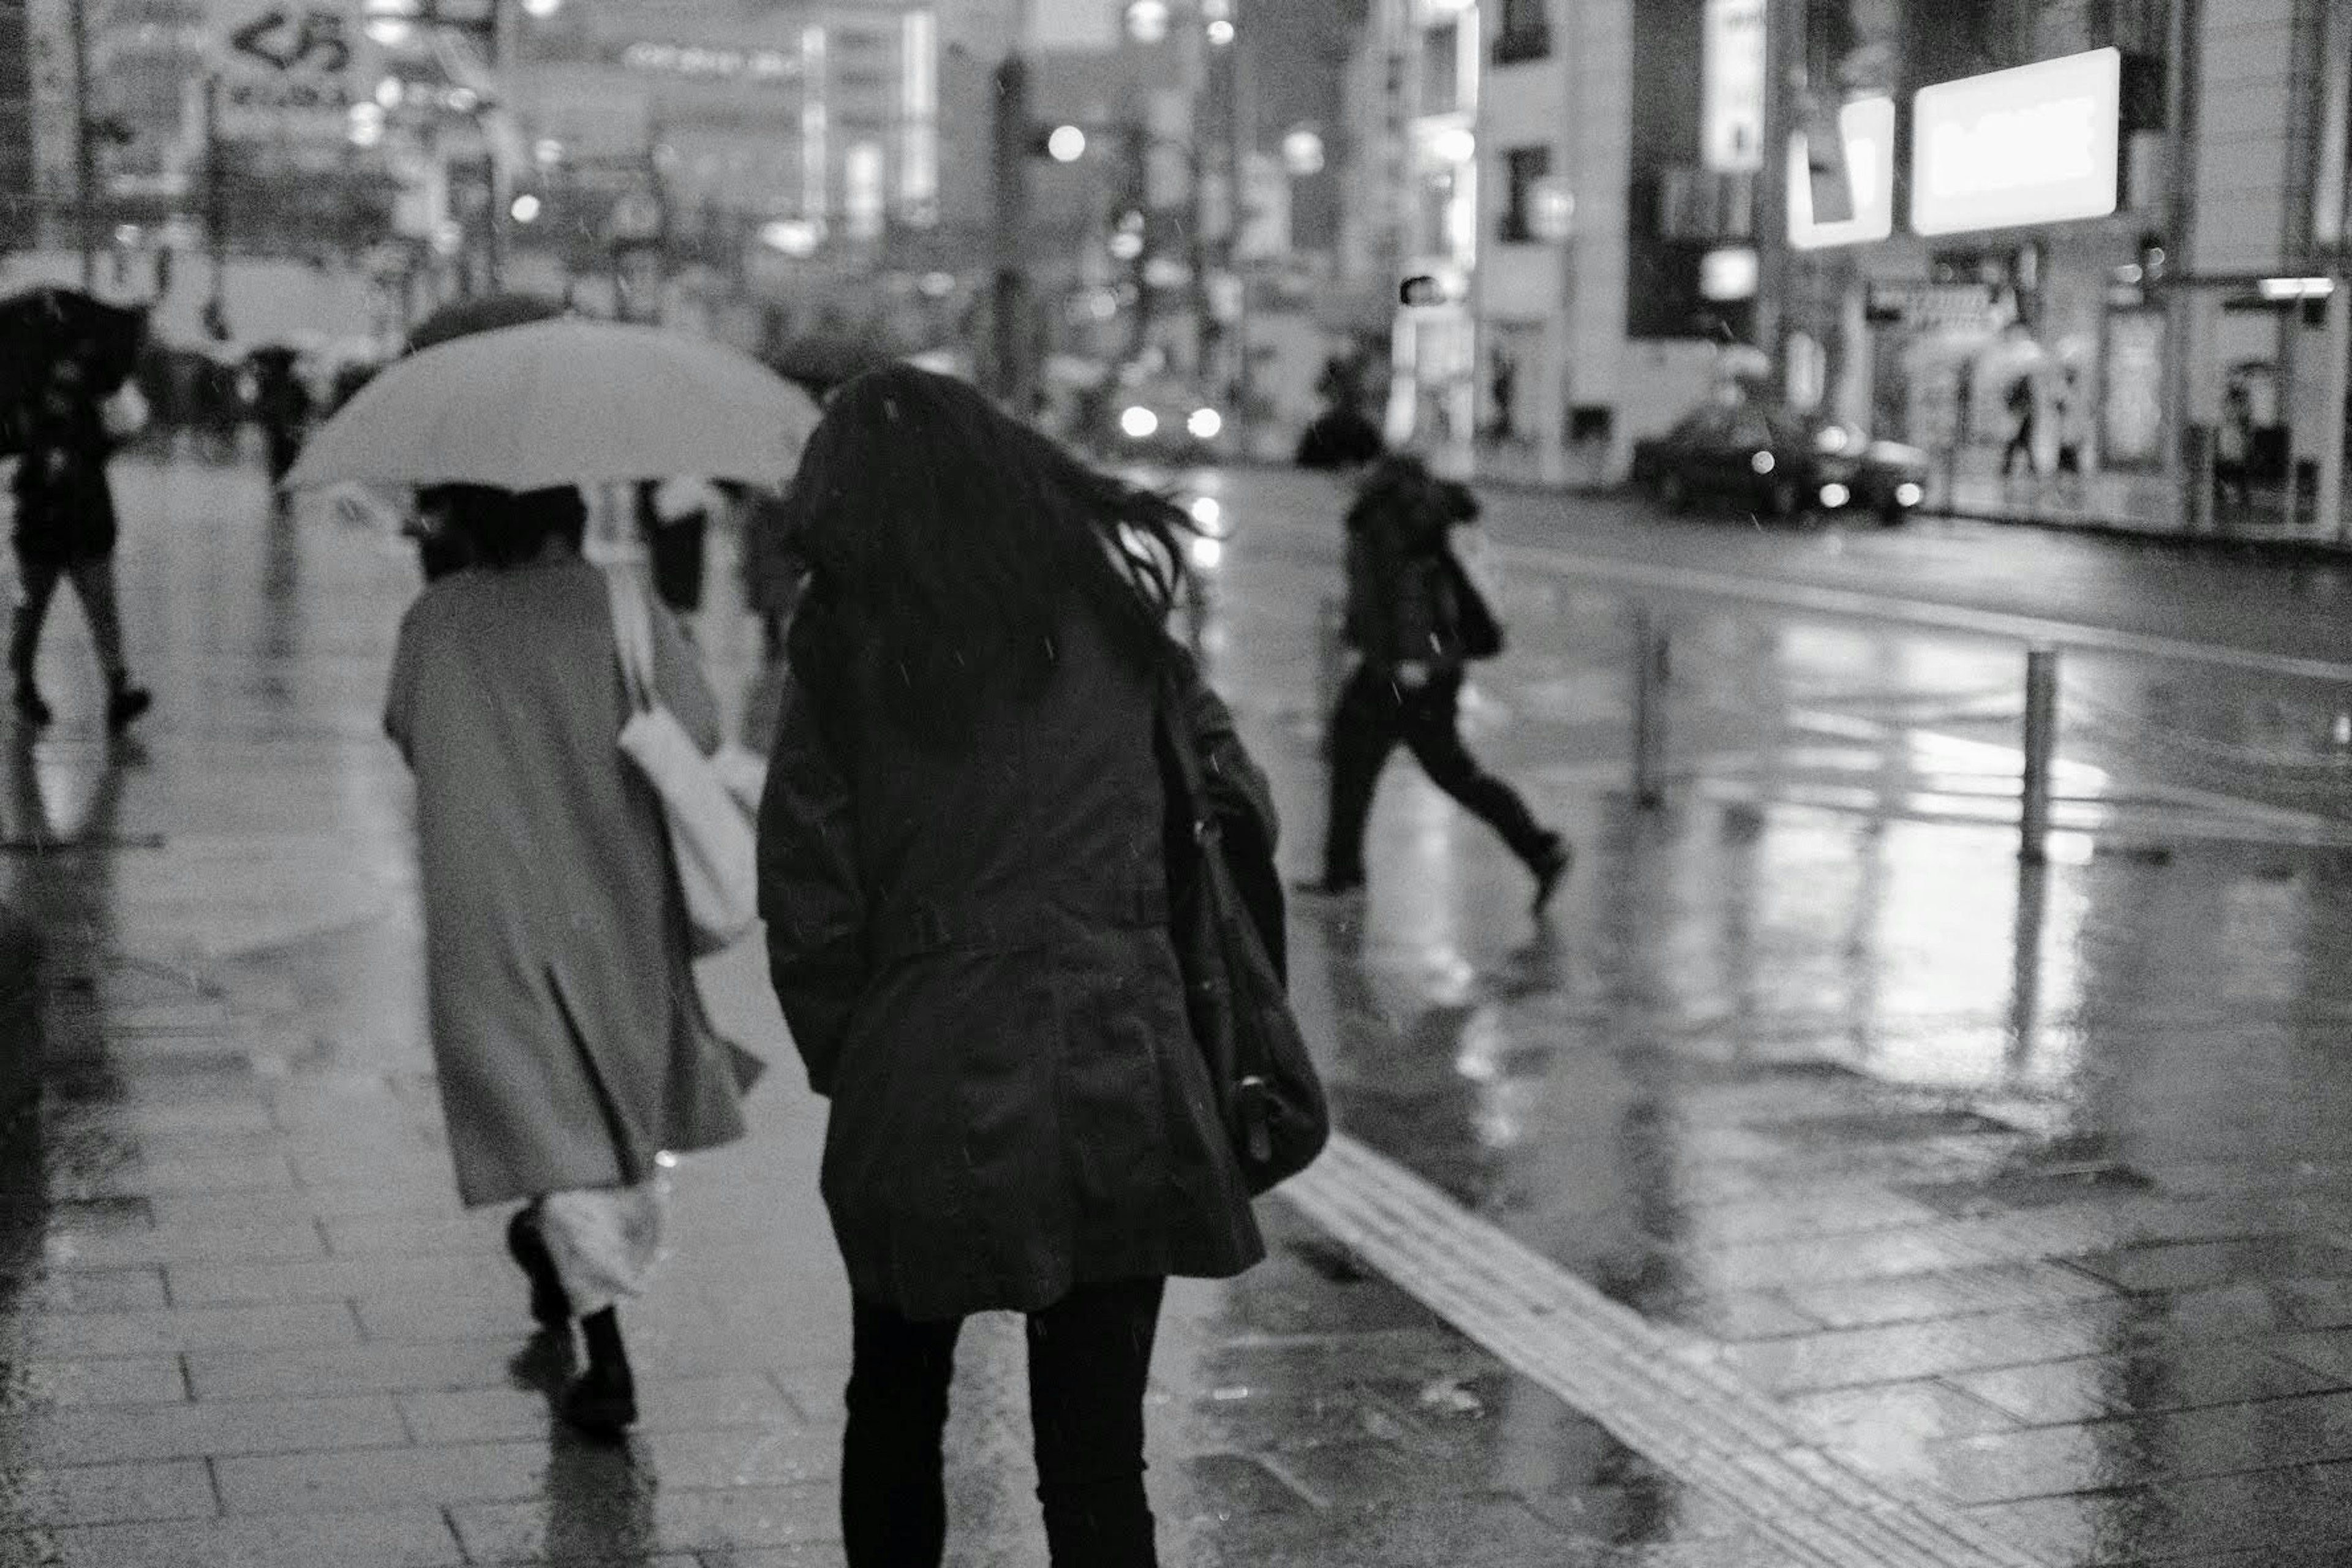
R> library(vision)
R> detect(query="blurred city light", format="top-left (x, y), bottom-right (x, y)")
top-left (919, 271), bottom-right (958, 298)
top-left (1188, 533), bottom-right (1224, 570)
top-left (1430, 126), bottom-right (1476, 164)
top-left (2259, 277), bottom-right (2337, 300)
top-left (1187, 407), bottom-right (1223, 440)
top-left (1047, 125), bottom-right (1087, 163)
top-left (1126, 0), bottom-right (1169, 43)
top-left (1188, 496), bottom-right (1223, 528)
top-left (521, 0), bottom-right (563, 15)
top-left (1207, 19), bottom-right (1236, 46)
top-left (1819, 482), bottom-right (1851, 508)
top-left (447, 87), bottom-right (480, 113)
top-left (374, 78), bottom-right (402, 110)
top-left (1120, 405), bottom-right (1159, 439)
top-left (362, 0), bottom-right (420, 46)
top-left (510, 194), bottom-right (542, 223)
top-left (759, 219), bottom-right (823, 257)
top-left (1282, 129), bottom-right (1326, 178)
top-left (535, 138), bottom-right (565, 167)
top-left (1108, 230), bottom-right (1144, 261)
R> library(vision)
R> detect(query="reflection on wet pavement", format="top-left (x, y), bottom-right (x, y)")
top-left (6, 458), bottom-right (2352, 1562)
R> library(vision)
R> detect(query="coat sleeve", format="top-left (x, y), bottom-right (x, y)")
top-left (756, 675), bottom-right (867, 1096)
top-left (646, 598), bottom-right (723, 755)
top-left (382, 601), bottom-right (423, 764)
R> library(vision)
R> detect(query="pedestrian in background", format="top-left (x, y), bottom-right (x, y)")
top-left (736, 483), bottom-right (806, 662)
top-left (2217, 383), bottom-right (2255, 511)
top-left (383, 483), bottom-right (754, 1440)
top-left (758, 365), bottom-right (1265, 1568)
top-left (637, 475), bottom-right (718, 629)
top-left (1298, 453), bottom-right (1570, 913)
top-left (2000, 375), bottom-right (2038, 478)
top-left (9, 347), bottom-right (153, 733)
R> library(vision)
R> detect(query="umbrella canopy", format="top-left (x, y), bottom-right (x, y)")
top-left (0, 287), bottom-right (147, 404)
top-left (404, 292), bottom-right (567, 355)
top-left (284, 317), bottom-right (822, 492)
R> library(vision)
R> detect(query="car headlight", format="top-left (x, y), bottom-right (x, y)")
top-left (1819, 482), bottom-right (1851, 508)
top-left (1894, 481), bottom-right (1924, 507)
top-left (1120, 405), bottom-right (1159, 439)
top-left (1187, 407), bottom-right (1222, 440)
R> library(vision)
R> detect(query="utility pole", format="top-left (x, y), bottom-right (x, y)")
top-left (205, 72), bottom-right (227, 328)
top-left (67, 0), bottom-right (92, 287)
top-left (2160, 0), bottom-right (2201, 528)
top-left (989, 51), bottom-right (1033, 409)
top-left (1227, 0), bottom-right (1255, 445)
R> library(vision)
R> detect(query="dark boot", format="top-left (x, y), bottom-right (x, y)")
top-left (505, 1206), bottom-right (571, 1329)
top-left (1528, 833), bottom-right (1573, 917)
top-left (562, 1307), bottom-right (638, 1440)
top-left (12, 678), bottom-right (50, 728)
top-left (104, 680), bottom-right (151, 735)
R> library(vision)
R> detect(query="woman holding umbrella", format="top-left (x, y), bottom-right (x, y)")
top-left (7, 293), bottom-right (153, 733)
top-left (286, 317), bottom-right (820, 1438)
top-left (383, 482), bottom-right (755, 1438)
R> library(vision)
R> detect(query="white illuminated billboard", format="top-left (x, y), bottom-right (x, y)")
top-left (1789, 96), bottom-right (1895, 250)
top-left (1912, 48), bottom-right (2121, 236)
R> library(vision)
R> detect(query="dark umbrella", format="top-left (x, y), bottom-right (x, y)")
top-left (404, 292), bottom-right (567, 356)
top-left (0, 287), bottom-right (147, 403)
top-left (761, 334), bottom-right (891, 399)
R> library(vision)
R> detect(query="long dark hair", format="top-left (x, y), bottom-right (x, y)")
top-left (418, 483), bottom-right (586, 570)
top-left (782, 364), bottom-right (1196, 752)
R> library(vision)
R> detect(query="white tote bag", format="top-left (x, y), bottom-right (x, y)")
top-left (605, 570), bottom-right (760, 954)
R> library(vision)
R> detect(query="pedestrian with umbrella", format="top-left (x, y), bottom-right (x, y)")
top-left (3, 287), bottom-right (154, 732)
top-left (288, 317), bottom-right (818, 1438)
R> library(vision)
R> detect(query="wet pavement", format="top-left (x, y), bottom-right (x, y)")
top-left (6, 454), bottom-right (2352, 1564)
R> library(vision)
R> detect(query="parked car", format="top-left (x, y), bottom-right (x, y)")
top-left (1630, 401), bottom-right (1930, 525)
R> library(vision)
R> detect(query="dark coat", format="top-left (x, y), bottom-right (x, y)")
top-left (1343, 459), bottom-right (1481, 673)
top-left (10, 390), bottom-right (118, 568)
top-left (757, 611), bottom-right (1266, 1321)
top-left (385, 554), bottom-right (750, 1207)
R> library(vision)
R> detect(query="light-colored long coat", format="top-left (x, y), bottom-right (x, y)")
top-left (386, 552), bottom-right (748, 1208)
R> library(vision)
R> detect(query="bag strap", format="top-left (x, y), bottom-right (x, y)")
top-left (603, 566), bottom-right (658, 715)
top-left (1153, 658), bottom-right (1208, 831)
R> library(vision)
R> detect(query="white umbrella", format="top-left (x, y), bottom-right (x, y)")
top-left (283, 317), bottom-right (823, 492)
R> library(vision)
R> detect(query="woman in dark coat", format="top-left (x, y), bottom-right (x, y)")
top-left (757, 366), bottom-right (1266, 1568)
top-left (1297, 453), bottom-right (1570, 910)
top-left (384, 484), bottom-right (752, 1439)
top-left (9, 347), bottom-right (152, 733)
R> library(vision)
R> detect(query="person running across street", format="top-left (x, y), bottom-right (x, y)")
top-left (1298, 453), bottom-right (1570, 913)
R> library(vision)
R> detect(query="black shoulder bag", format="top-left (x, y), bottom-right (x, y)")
top-left (1155, 665), bottom-right (1330, 1195)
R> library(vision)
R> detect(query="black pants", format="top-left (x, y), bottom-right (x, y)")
top-left (10, 556), bottom-right (129, 688)
top-left (646, 514), bottom-right (707, 617)
top-left (842, 1276), bottom-right (1165, 1568)
top-left (1322, 664), bottom-right (1550, 886)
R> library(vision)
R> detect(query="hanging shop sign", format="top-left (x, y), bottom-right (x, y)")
top-left (1912, 48), bottom-right (2121, 236)
top-left (1788, 96), bottom-right (1894, 251)
top-left (219, 2), bottom-right (371, 138)
top-left (1702, 0), bottom-right (1766, 173)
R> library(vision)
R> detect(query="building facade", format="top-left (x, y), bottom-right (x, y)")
top-left (1351, 0), bottom-right (2352, 524)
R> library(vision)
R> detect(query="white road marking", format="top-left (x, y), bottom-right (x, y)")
top-left (1281, 1134), bottom-right (2046, 1568)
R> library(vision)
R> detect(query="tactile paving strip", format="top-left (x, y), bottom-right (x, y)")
top-left (1283, 1133), bottom-right (2047, 1568)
